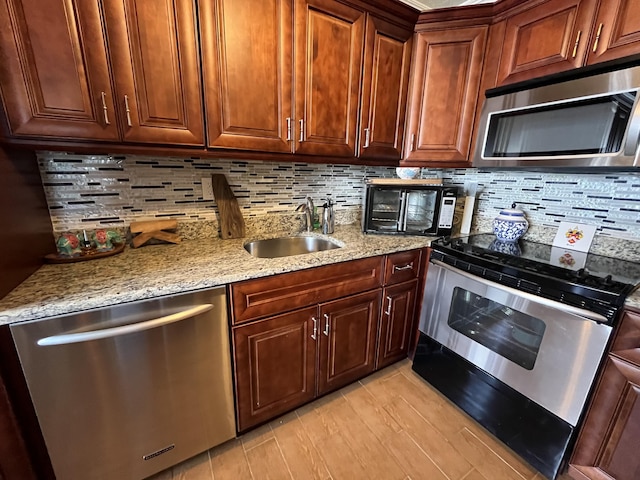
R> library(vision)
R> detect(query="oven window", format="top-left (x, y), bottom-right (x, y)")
top-left (447, 287), bottom-right (546, 370)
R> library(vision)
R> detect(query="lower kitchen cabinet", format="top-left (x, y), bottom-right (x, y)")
top-left (233, 307), bottom-right (317, 432)
top-left (233, 290), bottom-right (381, 432)
top-left (0, 379), bottom-right (37, 480)
top-left (318, 290), bottom-right (381, 395)
top-left (377, 279), bottom-right (418, 369)
top-left (231, 250), bottom-right (424, 432)
top-left (568, 309), bottom-right (640, 480)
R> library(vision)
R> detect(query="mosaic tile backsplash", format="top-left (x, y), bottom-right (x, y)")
top-left (37, 151), bottom-right (640, 241)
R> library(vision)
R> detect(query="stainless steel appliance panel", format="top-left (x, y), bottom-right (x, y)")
top-left (419, 262), bottom-right (612, 426)
top-left (473, 63), bottom-right (640, 168)
top-left (10, 287), bottom-right (235, 480)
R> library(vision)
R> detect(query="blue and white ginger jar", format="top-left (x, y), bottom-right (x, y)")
top-left (493, 203), bottom-right (528, 242)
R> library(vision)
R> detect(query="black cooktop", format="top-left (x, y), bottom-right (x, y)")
top-left (430, 234), bottom-right (640, 323)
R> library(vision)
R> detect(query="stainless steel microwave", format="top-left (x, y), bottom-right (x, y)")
top-left (473, 61), bottom-right (640, 168)
top-left (362, 180), bottom-right (457, 236)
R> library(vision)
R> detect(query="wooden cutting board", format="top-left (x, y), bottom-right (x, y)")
top-left (211, 174), bottom-right (245, 239)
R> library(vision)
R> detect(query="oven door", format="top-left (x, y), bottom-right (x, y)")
top-left (419, 261), bottom-right (613, 426)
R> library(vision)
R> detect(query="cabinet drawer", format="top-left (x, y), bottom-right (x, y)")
top-left (230, 256), bottom-right (384, 324)
top-left (384, 250), bottom-right (422, 285)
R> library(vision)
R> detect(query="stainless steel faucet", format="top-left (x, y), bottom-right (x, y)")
top-left (322, 196), bottom-right (334, 234)
top-left (296, 196), bottom-right (315, 232)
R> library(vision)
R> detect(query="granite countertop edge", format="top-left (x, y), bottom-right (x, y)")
top-left (0, 226), bottom-right (434, 326)
top-left (2, 224), bottom-right (638, 325)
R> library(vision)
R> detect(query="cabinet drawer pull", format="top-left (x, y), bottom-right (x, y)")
top-left (385, 296), bottom-right (393, 316)
top-left (592, 23), bottom-right (604, 53)
top-left (323, 313), bottom-right (330, 336)
top-left (299, 119), bottom-right (304, 142)
top-left (363, 128), bottom-right (371, 148)
top-left (286, 117), bottom-right (292, 141)
top-left (572, 30), bottom-right (582, 58)
top-left (311, 317), bottom-right (318, 340)
top-left (100, 92), bottom-right (110, 125)
top-left (393, 262), bottom-right (414, 272)
top-left (410, 133), bottom-right (416, 152)
top-left (124, 95), bottom-right (132, 127)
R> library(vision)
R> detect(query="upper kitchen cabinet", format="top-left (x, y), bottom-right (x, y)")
top-left (587, 0), bottom-right (640, 65)
top-left (403, 26), bottom-right (488, 165)
top-left (199, 0), bottom-right (293, 153)
top-left (294, 0), bottom-right (365, 157)
top-left (496, 0), bottom-right (640, 86)
top-left (101, 0), bottom-right (204, 146)
top-left (0, 0), bottom-right (118, 140)
top-left (358, 16), bottom-right (413, 161)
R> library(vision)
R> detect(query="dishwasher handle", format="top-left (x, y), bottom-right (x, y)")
top-left (37, 304), bottom-right (214, 346)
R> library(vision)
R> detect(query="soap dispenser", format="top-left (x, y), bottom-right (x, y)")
top-left (322, 196), bottom-right (334, 234)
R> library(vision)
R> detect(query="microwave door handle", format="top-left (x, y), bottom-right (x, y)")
top-left (398, 191), bottom-right (407, 232)
top-left (624, 97), bottom-right (640, 157)
top-left (431, 259), bottom-right (608, 323)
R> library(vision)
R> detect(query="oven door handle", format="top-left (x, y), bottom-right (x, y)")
top-left (431, 259), bottom-right (608, 323)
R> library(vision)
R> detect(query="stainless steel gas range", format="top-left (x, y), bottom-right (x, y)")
top-left (412, 234), bottom-right (640, 480)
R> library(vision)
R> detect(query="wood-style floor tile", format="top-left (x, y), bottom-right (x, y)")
top-left (244, 437), bottom-right (291, 480)
top-left (209, 438), bottom-right (252, 479)
top-left (154, 359), bottom-right (572, 480)
top-left (383, 395), bottom-right (474, 480)
top-left (269, 412), bottom-right (331, 480)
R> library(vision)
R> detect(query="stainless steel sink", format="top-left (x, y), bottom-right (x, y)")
top-left (244, 236), bottom-right (342, 258)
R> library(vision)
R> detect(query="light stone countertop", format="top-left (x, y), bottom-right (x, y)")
top-left (2, 223), bottom-right (638, 325)
top-left (626, 290), bottom-right (640, 312)
top-left (0, 225), bottom-right (434, 325)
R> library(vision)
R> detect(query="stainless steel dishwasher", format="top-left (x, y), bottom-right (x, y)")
top-left (9, 286), bottom-right (235, 480)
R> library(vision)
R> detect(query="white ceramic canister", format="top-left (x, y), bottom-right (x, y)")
top-left (493, 203), bottom-right (529, 242)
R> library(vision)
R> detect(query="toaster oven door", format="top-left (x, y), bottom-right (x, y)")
top-left (402, 189), bottom-right (439, 234)
top-left (364, 187), bottom-right (403, 233)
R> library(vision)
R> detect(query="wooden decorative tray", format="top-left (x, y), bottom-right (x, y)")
top-left (44, 243), bottom-right (125, 264)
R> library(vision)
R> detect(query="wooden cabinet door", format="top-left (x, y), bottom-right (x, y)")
top-left (0, 377), bottom-right (37, 480)
top-left (102, 0), bottom-right (204, 145)
top-left (358, 15), bottom-right (412, 161)
top-left (0, 0), bottom-right (118, 140)
top-left (569, 311), bottom-right (640, 480)
top-left (317, 290), bottom-right (380, 395)
top-left (569, 356), bottom-right (640, 480)
top-left (497, 0), bottom-right (598, 86)
top-left (199, 0), bottom-right (293, 152)
top-left (294, 0), bottom-right (365, 157)
top-left (233, 307), bottom-right (317, 432)
top-left (586, 0), bottom-right (640, 65)
top-left (377, 280), bottom-right (418, 369)
top-left (403, 26), bottom-right (487, 164)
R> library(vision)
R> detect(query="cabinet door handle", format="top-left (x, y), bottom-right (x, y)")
top-left (323, 313), bottom-right (330, 336)
top-left (410, 133), bottom-right (416, 152)
top-left (124, 95), bottom-right (132, 127)
top-left (363, 128), bottom-right (371, 148)
top-left (385, 296), bottom-right (393, 316)
top-left (393, 262), bottom-right (414, 272)
top-left (592, 23), bottom-right (604, 53)
top-left (100, 92), bottom-right (110, 125)
top-left (299, 119), bottom-right (304, 142)
top-left (286, 117), bottom-right (292, 141)
top-left (572, 30), bottom-right (582, 58)
top-left (311, 317), bottom-right (318, 340)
